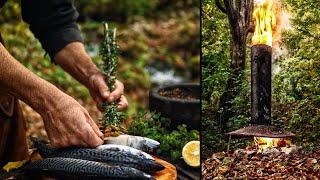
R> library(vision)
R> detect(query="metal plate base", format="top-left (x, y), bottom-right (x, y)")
top-left (226, 125), bottom-right (295, 138)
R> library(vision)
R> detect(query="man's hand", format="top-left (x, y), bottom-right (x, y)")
top-left (54, 42), bottom-right (128, 111)
top-left (0, 43), bottom-right (103, 148)
top-left (42, 93), bottom-right (104, 148)
top-left (89, 75), bottom-right (128, 110)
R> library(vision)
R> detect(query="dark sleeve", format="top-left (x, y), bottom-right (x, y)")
top-left (21, 0), bottom-right (83, 61)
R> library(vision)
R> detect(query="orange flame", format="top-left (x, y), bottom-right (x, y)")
top-left (252, 0), bottom-right (277, 46)
top-left (254, 137), bottom-right (291, 151)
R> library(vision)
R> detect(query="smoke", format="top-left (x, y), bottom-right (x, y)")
top-left (272, 46), bottom-right (287, 76)
top-left (272, 0), bottom-right (292, 64)
top-left (271, 0), bottom-right (291, 47)
top-left (279, 11), bottom-right (292, 31)
top-left (273, 45), bottom-right (288, 61)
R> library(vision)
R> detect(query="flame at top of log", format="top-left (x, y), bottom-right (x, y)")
top-left (252, 0), bottom-right (277, 46)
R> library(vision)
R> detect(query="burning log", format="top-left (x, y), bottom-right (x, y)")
top-left (250, 0), bottom-right (275, 125)
top-left (225, 0), bottom-right (294, 142)
top-left (251, 44), bottom-right (272, 125)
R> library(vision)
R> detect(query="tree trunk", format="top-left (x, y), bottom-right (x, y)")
top-left (215, 0), bottom-right (253, 131)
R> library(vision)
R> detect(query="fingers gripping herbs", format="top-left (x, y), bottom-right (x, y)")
top-left (99, 23), bottom-right (124, 130)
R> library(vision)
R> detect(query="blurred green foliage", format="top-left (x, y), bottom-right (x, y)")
top-left (75, 0), bottom-right (200, 22)
top-left (201, 0), bottom-right (230, 158)
top-left (75, 0), bottom-right (158, 22)
top-left (272, 0), bottom-right (320, 151)
top-left (127, 111), bottom-right (199, 161)
top-left (202, 0), bottom-right (320, 158)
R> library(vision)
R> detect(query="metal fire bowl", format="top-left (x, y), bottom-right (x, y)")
top-left (226, 125), bottom-right (295, 138)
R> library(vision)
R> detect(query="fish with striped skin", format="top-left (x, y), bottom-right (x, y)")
top-left (33, 139), bottom-right (164, 173)
top-left (23, 157), bottom-right (154, 179)
top-left (97, 144), bottom-right (154, 160)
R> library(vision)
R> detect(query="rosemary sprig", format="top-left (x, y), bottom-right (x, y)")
top-left (99, 23), bottom-right (124, 129)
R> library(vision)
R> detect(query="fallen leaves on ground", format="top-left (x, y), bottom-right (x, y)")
top-left (202, 148), bottom-right (320, 179)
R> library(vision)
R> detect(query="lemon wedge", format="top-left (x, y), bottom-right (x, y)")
top-left (3, 160), bottom-right (28, 172)
top-left (182, 140), bottom-right (200, 167)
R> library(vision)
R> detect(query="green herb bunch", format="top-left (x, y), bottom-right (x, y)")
top-left (99, 23), bottom-right (124, 128)
top-left (127, 111), bottom-right (199, 161)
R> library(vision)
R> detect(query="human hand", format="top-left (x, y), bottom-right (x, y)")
top-left (54, 42), bottom-right (128, 112)
top-left (0, 42), bottom-right (103, 148)
top-left (41, 93), bottom-right (104, 148)
top-left (88, 74), bottom-right (128, 111)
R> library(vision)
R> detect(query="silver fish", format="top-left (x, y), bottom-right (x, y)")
top-left (33, 139), bottom-right (165, 173)
top-left (97, 144), bottom-right (154, 160)
top-left (104, 134), bottom-right (160, 153)
top-left (23, 157), bottom-right (155, 180)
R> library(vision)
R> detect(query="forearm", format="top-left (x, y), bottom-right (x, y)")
top-left (54, 42), bottom-right (101, 88)
top-left (0, 43), bottom-right (62, 113)
top-left (21, 0), bottom-right (98, 90)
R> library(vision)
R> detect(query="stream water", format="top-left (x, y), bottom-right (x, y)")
top-left (146, 66), bottom-right (185, 86)
top-left (86, 43), bottom-right (190, 86)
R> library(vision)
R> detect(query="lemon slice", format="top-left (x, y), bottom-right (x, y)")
top-left (182, 140), bottom-right (200, 167)
top-left (3, 160), bottom-right (28, 172)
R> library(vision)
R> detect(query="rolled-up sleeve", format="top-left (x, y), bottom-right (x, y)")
top-left (21, 0), bottom-right (83, 61)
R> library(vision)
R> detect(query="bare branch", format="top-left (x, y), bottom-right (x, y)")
top-left (215, 0), bottom-right (227, 14)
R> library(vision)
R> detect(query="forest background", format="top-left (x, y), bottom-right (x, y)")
top-left (202, 0), bottom-right (319, 158)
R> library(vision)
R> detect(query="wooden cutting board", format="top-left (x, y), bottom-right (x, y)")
top-left (153, 156), bottom-right (177, 180)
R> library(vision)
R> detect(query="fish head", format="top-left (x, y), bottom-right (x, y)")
top-left (29, 137), bottom-right (53, 157)
top-left (128, 136), bottom-right (160, 153)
